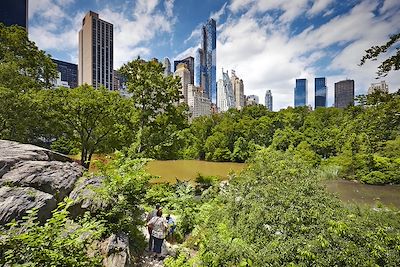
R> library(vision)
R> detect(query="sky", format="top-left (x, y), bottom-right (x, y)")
top-left (28, 0), bottom-right (400, 110)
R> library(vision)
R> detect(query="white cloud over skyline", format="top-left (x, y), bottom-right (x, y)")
top-left (27, 0), bottom-right (400, 111)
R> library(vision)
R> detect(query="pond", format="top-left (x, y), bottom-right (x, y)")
top-left (145, 160), bottom-right (247, 183)
top-left (146, 160), bottom-right (400, 208)
top-left (325, 179), bottom-right (400, 209)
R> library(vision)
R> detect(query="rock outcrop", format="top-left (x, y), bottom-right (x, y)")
top-left (102, 233), bottom-right (132, 267)
top-left (0, 140), bottom-right (81, 224)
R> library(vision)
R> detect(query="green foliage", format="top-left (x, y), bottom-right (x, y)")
top-left (0, 199), bottom-right (104, 266)
top-left (95, 153), bottom-right (152, 254)
top-left (0, 23), bottom-right (57, 90)
top-left (119, 58), bottom-right (188, 159)
top-left (168, 149), bottom-right (400, 266)
top-left (360, 32), bottom-right (400, 77)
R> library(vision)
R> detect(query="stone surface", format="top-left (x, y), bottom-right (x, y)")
top-left (0, 186), bottom-right (57, 224)
top-left (0, 140), bottom-right (72, 178)
top-left (102, 233), bottom-right (133, 267)
top-left (1, 161), bottom-right (83, 201)
top-left (68, 176), bottom-right (109, 218)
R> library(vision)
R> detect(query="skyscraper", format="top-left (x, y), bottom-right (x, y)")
top-left (0, 0), bottom-right (28, 30)
top-left (195, 19), bottom-right (216, 104)
top-left (295, 79), bottom-right (308, 107)
top-left (79, 11), bottom-right (113, 90)
top-left (246, 95), bottom-right (259, 106)
top-left (163, 57), bottom-right (172, 76)
top-left (334, 80), bottom-right (354, 108)
top-left (174, 57), bottom-right (194, 84)
top-left (265, 90), bottom-right (273, 111)
top-left (315, 77), bottom-right (327, 108)
top-left (187, 84), bottom-right (211, 120)
top-left (52, 59), bottom-right (78, 89)
top-left (231, 70), bottom-right (245, 110)
top-left (217, 70), bottom-right (235, 112)
top-left (174, 63), bottom-right (191, 104)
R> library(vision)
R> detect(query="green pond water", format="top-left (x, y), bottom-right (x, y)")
top-left (146, 160), bottom-right (400, 209)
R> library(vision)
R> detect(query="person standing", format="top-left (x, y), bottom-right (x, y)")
top-left (147, 209), bottom-right (168, 259)
top-left (146, 204), bottom-right (160, 251)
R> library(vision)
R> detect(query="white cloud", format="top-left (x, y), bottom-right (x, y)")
top-left (29, 0), bottom-right (176, 68)
top-left (210, 2), bottom-right (228, 21)
top-left (215, 0), bottom-right (400, 110)
top-left (307, 0), bottom-right (334, 16)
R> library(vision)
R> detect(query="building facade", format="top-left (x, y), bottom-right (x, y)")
top-left (295, 78), bottom-right (308, 107)
top-left (174, 57), bottom-right (194, 84)
top-left (0, 0), bottom-right (28, 30)
top-left (334, 79), bottom-right (354, 108)
top-left (79, 11), bottom-right (113, 90)
top-left (174, 63), bottom-right (191, 104)
top-left (231, 70), bottom-right (245, 110)
top-left (163, 57), bottom-right (172, 76)
top-left (217, 70), bottom-right (235, 112)
top-left (52, 59), bottom-right (78, 89)
top-left (315, 77), bottom-right (327, 108)
top-left (195, 19), bottom-right (216, 104)
top-left (187, 84), bottom-right (211, 120)
top-left (246, 95), bottom-right (259, 106)
top-left (265, 90), bottom-right (273, 111)
top-left (368, 80), bottom-right (389, 95)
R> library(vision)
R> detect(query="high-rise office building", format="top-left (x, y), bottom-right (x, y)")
top-left (163, 57), bottom-right (172, 76)
top-left (368, 81), bottom-right (389, 94)
top-left (217, 70), bottom-right (235, 112)
top-left (265, 90), bottom-right (273, 111)
top-left (174, 63), bottom-right (191, 104)
top-left (79, 11), bottom-right (113, 90)
top-left (174, 57), bottom-right (194, 84)
top-left (294, 79), bottom-right (308, 107)
top-left (231, 70), bottom-right (245, 110)
top-left (334, 79), bottom-right (354, 108)
top-left (0, 0), bottom-right (28, 30)
top-left (52, 59), bottom-right (78, 89)
top-left (315, 77), bottom-right (327, 108)
top-left (195, 19), bottom-right (216, 104)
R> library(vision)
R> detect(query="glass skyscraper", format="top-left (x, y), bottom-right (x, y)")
top-left (265, 90), bottom-right (273, 111)
top-left (52, 59), bottom-right (78, 89)
top-left (315, 77), bottom-right (327, 108)
top-left (194, 19), bottom-right (216, 104)
top-left (295, 79), bottom-right (308, 107)
top-left (0, 0), bottom-right (28, 30)
top-left (334, 80), bottom-right (354, 108)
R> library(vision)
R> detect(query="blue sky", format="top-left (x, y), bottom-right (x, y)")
top-left (29, 0), bottom-right (400, 110)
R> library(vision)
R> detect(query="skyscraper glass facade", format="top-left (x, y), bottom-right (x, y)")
top-left (265, 90), bottom-right (273, 111)
top-left (195, 19), bottom-right (216, 104)
top-left (334, 80), bottom-right (354, 108)
top-left (0, 0), bottom-right (28, 29)
top-left (174, 57), bottom-right (194, 84)
top-left (295, 79), bottom-right (307, 107)
top-left (315, 77), bottom-right (327, 108)
top-left (52, 59), bottom-right (78, 89)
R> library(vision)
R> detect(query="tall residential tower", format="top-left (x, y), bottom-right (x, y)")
top-left (78, 11), bottom-right (114, 90)
top-left (195, 19), bottom-right (216, 104)
top-left (265, 90), bottom-right (273, 111)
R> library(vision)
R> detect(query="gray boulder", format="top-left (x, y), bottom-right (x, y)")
top-left (68, 176), bottom-right (110, 218)
top-left (0, 140), bottom-right (72, 178)
top-left (1, 161), bottom-right (83, 201)
top-left (101, 233), bottom-right (132, 267)
top-left (0, 186), bottom-right (57, 224)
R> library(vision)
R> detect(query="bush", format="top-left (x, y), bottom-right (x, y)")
top-left (361, 171), bottom-right (388, 185)
top-left (0, 199), bottom-right (104, 266)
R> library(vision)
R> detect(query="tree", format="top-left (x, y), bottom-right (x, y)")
top-left (0, 24), bottom-right (57, 90)
top-left (360, 32), bottom-right (400, 77)
top-left (43, 85), bottom-right (131, 168)
top-left (119, 58), bottom-right (188, 158)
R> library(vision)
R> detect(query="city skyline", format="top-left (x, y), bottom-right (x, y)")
top-left (27, 0), bottom-right (400, 110)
